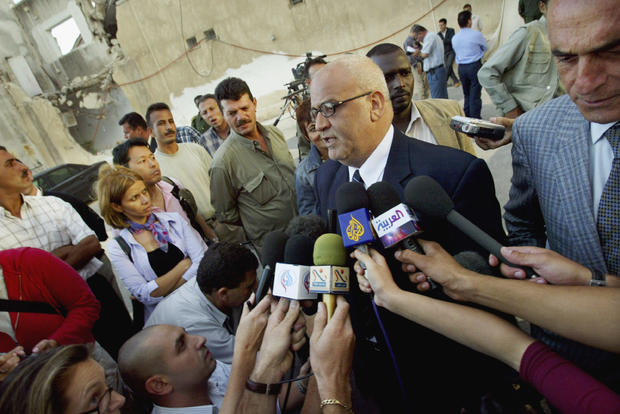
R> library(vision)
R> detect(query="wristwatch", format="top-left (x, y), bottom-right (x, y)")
top-left (589, 268), bottom-right (606, 287)
top-left (245, 378), bottom-right (282, 395)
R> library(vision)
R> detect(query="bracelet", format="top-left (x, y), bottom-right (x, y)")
top-left (245, 378), bottom-right (282, 395)
top-left (320, 398), bottom-right (353, 411)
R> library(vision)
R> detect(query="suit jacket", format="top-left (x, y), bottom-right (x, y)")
top-left (315, 128), bottom-right (510, 411)
top-left (505, 94), bottom-right (620, 383)
top-left (438, 27), bottom-right (455, 53)
top-left (316, 128), bottom-right (505, 254)
top-left (412, 98), bottom-right (477, 155)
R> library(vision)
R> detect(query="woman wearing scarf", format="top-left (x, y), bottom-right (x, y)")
top-left (98, 165), bottom-right (206, 321)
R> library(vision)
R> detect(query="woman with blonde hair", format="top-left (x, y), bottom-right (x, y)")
top-left (0, 344), bottom-right (125, 414)
top-left (98, 165), bottom-right (206, 320)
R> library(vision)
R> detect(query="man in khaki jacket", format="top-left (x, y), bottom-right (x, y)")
top-left (478, 0), bottom-right (564, 119)
top-left (367, 43), bottom-right (476, 155)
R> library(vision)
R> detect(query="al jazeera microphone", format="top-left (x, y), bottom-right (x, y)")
top-left (335, 181), bottom-right (377, 269)
top-left (310, 233), bottom-right (350, 319)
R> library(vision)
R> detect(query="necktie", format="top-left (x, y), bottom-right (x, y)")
top-left (597, 123), bottom-right (620, 275)
top-left (352, 169), bottom-right (365, 186)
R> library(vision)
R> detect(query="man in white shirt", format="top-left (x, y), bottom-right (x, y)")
top-left (463, 3), bottom-right (483, 32)
top-left (145, 102), bottom-right (221, 243)
top-left (119, 324), bottom-right (229, 413)
top-left (411, 24), bottom-right (448, 99)
top-left (0, 146), bottom-right (133, 359)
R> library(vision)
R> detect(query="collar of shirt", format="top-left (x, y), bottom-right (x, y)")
top-left (199, 280), bottom-right (230, 330)
top-left (405, 103), bottom-right (437, 145)
top-left (591, 121), bottom-right (619, 144)
top-left (348, 125), bottom-right (394, 187)
top-left (228, 123), bottom-right (271, 151)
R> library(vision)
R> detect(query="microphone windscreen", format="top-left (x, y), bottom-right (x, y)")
top-left (453, 251), bottom-right (495, 275)
top-left (261, 231), bottom-right (289, 269)
top-left (404, 176), bottom-right (454, 218)
top-left (313, 233), bottom-right (347, 266)
top-left (336, 181), bottom-right (369, 214)
top-left (367, 181), bottom-right (401, 216)
top-left (284, 234), bottom-right (315, 266)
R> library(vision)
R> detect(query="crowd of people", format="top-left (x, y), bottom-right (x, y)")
top-left (0, 0), bottom-right (618, 412)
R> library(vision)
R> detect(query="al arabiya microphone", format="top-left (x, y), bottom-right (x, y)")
top-left (367, 181), bottom-right (437, 290)
top-left (310, 233), bottom-right (350, 319)
top-left (367, 181), bottom-right (424, 251)
top-left (404, 176), bottom-right (537, 278)
top-left (335, 181), bottom-right (377, 267)
top-left (272, 234), bottom-right (318, 301)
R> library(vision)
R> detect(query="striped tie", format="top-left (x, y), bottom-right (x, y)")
top-left (597, 123), bottom-right (620, 275)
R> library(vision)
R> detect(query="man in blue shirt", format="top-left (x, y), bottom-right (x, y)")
top-left (411, 24), bottom-right (448, 99)
top-left (451, 10), bottom-right (488, 118)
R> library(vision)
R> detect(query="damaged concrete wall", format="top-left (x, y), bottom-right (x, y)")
top-left (113, 0), bottom-right (521, 126)
top-left (1, 82), bottom-right (98, 173)
top-left (1, 0), bottom-right (134, 155)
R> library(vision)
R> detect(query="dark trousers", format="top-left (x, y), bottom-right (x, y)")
top-left (87, 273), bottom-right (135, 360)
top-left (444, 50), bottom-right (459, 84)
top-left (458, 60), bottom-right (483, 118)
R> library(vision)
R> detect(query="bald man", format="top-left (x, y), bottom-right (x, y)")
top-left (312, 55), bottom-right (510, 412)
top-left (118, 324), bottom-right (229, 413)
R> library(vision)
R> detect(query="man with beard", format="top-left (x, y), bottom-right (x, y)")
top-left (209, 78), bottom-right (297, 253)
top-left (367, 43), bottom-right (476, 155)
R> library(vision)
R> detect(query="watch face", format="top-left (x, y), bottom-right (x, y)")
top-left (589, 269), bottom-right (606, 286)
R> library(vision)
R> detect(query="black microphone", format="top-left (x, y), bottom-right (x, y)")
top-left (404, 176), bottom-right (537, 278)
top-left (256, 231), bottom-right (289, 306)
top-left (335, 181), bottom-right (377, 268)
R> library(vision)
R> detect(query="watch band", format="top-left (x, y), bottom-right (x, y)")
top-left (589, 268), bottom-right (606, 287)
top-left (245, 378), bottom-right (282, 395)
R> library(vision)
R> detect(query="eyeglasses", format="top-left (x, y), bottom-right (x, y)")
top-left (79, 387), bottom-right (113, 414)
top-left (310, 91), bottom-right (372, 120)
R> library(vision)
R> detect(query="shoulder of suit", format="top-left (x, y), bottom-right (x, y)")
top-left (515, 95), bottom-right (579, 127)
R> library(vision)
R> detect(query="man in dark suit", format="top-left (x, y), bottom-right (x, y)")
top-left (311, 55), bottom-right (512, 413)
top-left (438, 18), bottom-right (460, 87)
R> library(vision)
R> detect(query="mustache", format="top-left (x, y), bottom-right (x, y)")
top-left (236, 120), bottom-right (250, 127)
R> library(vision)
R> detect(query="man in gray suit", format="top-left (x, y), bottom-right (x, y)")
top-left (503, 0), bottom-right (620, 389)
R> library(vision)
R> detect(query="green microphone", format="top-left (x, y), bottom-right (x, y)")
top-left (310, 233), bottom-right (350, 319)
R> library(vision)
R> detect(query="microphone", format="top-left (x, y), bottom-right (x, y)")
top-left (310, 233), bottom-right (350, 319)
top-left (272, 234), bottom-right (318, 301)
top-left (367, 181), bottom-right (424, 251)
top-left (335, 181), bottom-right (377, 267)
top-left (404, 176), bottom-right (537, 278)
top-left (255, 231), bottom-right (289, 306)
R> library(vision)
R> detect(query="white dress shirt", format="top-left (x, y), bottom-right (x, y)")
top-left (348, 125), bottom-right (394, 187)
top-left (591, 121), bottom-right (618, 218)
top-left (405, 104), bottom-right (438, 145)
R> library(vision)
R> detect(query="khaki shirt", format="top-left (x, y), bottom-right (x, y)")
top-left (209, 123), bottom-right (297, 251)
top-left (478, 16), bottom-right (565, 114)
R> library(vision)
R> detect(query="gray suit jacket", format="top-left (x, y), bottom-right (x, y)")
top-left (505, 94), bottom-right (606, 272)
top-left (504, 94), bottom-right (619, 379)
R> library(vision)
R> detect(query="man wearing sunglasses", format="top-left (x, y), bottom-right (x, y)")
top-left (311, 55), bottom-right (509, 413)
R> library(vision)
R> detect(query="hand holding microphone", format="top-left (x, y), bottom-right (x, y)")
top-left (404, 176), bottom-right (538, 279)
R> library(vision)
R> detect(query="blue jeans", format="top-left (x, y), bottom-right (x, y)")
top-left (426, 65), bottom-right (448, 99)
top-left (458, 60), bottom-right (483, 118)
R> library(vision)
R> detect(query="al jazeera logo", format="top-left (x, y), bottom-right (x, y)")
top-left (338, 207), bottom-right (375, 248)
top-left (346, 214), bottom-right (365, 242)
